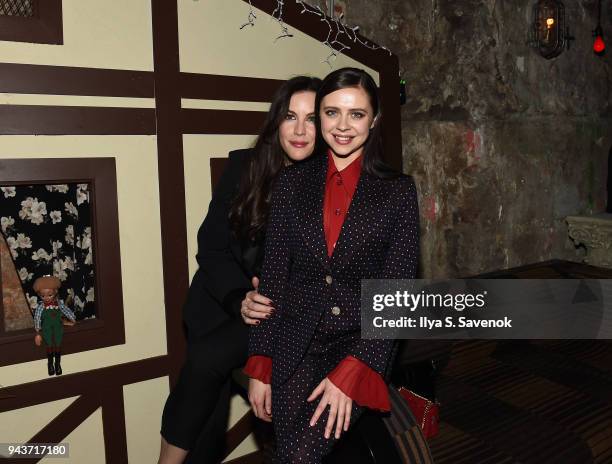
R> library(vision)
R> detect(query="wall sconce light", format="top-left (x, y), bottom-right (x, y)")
top-left (530, 0), bottom-right (574, 59)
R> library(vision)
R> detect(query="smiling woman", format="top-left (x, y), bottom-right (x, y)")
top-left (245, 67), bottom-right (420, 463)
top-left (278, 91), bottom-right (316, 162)
top-left (320, 86), bottom-right (376, 164)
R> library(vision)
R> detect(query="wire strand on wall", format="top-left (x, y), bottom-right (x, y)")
top-left (241, 0), bottom-right (391, 67)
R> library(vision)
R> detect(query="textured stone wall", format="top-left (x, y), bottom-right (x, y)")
top-left (309, 0), bottom-right (612, 277)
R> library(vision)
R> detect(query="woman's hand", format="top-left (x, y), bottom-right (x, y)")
top-left (34, 334), bottom-right (42, 346)
top-left (307, 378), bottom-right (352, 439)
top-left (248, 377), bottom-right (272, 422)
top-left (241, 277), bottom-right (274, 325)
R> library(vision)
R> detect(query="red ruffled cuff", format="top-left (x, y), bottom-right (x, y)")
top-left (328, 355), bottom-right (390, 412)
top-left (243, 355), bottom-right (272, 385)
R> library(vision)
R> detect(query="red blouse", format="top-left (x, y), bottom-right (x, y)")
top-left (323, 151), bottom-right (361, 257)
top-left (243, 151), bottom-right (390, 412)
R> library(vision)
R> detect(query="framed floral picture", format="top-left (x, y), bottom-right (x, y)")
top-left (0, 158), bottom-right (124, 366)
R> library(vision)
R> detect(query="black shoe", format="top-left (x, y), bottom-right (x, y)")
top-left (47, 354), bottom-right (55, 376)
top-left (54, 352), bottom-right (62, 376)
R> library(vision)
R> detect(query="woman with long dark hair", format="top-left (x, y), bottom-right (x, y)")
top-left (158, 75), bottom-right (322, 464)
top-left (245, 67), bottom-right (420, 463)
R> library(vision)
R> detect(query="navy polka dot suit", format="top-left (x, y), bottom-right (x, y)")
top-left (249, 153), bottom-right (419, 463)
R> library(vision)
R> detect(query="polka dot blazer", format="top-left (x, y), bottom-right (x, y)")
top-left (249, 153), bottom-right (420, 387)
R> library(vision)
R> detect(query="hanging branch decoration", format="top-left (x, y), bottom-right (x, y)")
top-left (241, 0), bottom-right (391, 67)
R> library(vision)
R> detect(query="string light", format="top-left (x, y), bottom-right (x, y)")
top-left (240, 0), bottom-right (257, 29)
top-left (241, 0), bottom-right (391, 67)
top-left (272, 0), bottom-right (294, 41)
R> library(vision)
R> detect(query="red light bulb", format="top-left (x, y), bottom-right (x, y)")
top-left (593, 35), bottom-right (605, 53)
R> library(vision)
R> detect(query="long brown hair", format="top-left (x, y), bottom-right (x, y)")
top-left (229, 76), bottom-right (322, 240)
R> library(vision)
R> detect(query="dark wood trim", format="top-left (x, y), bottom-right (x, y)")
top-left (0, 105), bottom-right (273, 137)
top-left (225, 410), bottom-right (257, 457)
top-left (224, 450), bottom-right (266, 464)
top-left (180, 72), bottom-right (282, 102)
top-left (101, 387), bottom-right (129, 463)
top-left (378, 57), bottom-right (402, 172)
top-left (0, 62), bottom-right (277, 101)
top-left (0, 158), bottom-right (125, 367)
top-left (0, 63), bottom-right (155, 98)
top-left (181, 109), bottom-right (267, 135)
top-left (0, 106), bottom-right (156, 135)
top-left (7, 395), bottom-right (101, 464)
top-left (0, 356), bottom-right (168, 413)
top-left (211, 158), bottom-right (230, 192)
top-left (0, 0), bottom-right (63, 45)
top-left (151, 0), bottom-right (188, 385)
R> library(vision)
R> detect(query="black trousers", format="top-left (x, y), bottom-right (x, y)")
top-left (272, 333), bottom-right (364, 464)
top-left (161, 317), bottom-right (249, 460)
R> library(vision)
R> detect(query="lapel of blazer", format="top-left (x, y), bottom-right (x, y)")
top-left (296, 154), bottom-right (330, 270)
top-left (331, 172), bottom-right (380, 269)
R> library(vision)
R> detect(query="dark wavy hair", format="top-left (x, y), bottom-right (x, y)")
top-left (229, 76), bottom-right (322, 240)
top-left (315, 67), bottom-right (398, 179)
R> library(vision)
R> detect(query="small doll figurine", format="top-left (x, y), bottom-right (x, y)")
top-left (32, 276), bottom-right (76, 376)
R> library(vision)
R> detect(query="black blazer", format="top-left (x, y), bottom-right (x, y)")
top-left (249, 153), bottom-right (420, 386)
top-left (183, 149), bottom-right (262, 340)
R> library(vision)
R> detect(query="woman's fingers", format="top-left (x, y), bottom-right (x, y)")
top-left (243, 316), bottom-right (260, 326)
top-left (325, 396), bottom-right (340, 439)
top-left (241, 291), bottom-right (274, 321)
top-left (240, 300), bottom-right (271, 324)
top-left (240, 304), bottom-right (261, 325)
top-left (309, 392), bottom-right (329, 426)
top-left (307, 380), bottom-right (325, 402)
top-left (247, 289), bottom-right (274, 307)
top-left (246, 301), bottom-right (274, 317)
top-left (307, 379), bottom-right (352, 438)
top-left (334, 398), bottom-right (345, 439)
top-left (248, 390), bottom-right (261, 419)
top-left (343, 400), bottom-right (352, 431)
top-left (248, 379), bottom-right (271, 422)
top-left (264, 385), bottom-right (272, 416)
top-left (248, 396), bottom-right (259, 418)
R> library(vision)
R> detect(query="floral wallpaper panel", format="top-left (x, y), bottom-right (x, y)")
top-left (0, 183), bottom-right (96, 330)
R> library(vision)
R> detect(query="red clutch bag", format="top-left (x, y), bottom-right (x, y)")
top-left (397, 387), bottom-right (440, 439)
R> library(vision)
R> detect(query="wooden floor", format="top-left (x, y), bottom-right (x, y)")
top-left (428, 260), bottom-right (612, 464)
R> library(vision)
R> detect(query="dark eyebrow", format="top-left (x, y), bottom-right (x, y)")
top-left (322, 106), bottom-right (369, 113)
